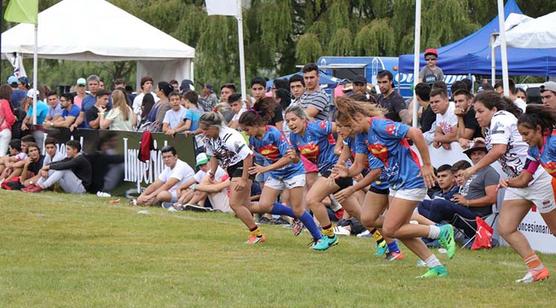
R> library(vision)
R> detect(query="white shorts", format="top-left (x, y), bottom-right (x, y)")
top-left (389, 188), bottom-right (427, 202)
top-left (265, 174), bottom-right (306, 191)
top-left (208, 191), bottom-right (232, 213)
top-left (504, 178), bottom-right (556, 214)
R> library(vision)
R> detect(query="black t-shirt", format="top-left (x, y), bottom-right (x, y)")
top-left (463, 108), bottom-right (483, 139)
top-left (377, 91), bottom-right (406, 122)
top-left (269, 104), bottom-right (284, 126)
top-left (28, 155), bottom-right (44, 175)
top-left (85, 105), bottom-right (111, 127)
top-left (420, 105), bottom-right (436, 132)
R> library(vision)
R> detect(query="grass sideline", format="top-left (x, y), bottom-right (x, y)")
top-left (1, 190), bottom-right (555, 307)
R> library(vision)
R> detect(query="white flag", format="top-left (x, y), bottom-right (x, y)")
top-left (205, 0), bottom-right (240, 17)
top-left (5, 52), bottom-right (27, 78)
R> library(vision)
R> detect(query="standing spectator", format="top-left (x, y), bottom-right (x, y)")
top-left (45, 93), bottom-right (80, 129)
top-left (228, 94), bottom-right (246, 130)
top-left (289, 74), bottom-right (305, 105)
top-left (73, 78), bottom-right (87, 108)
top-left (376, 70), bottom-right (410, 124)
top-left (219, 83), bottom-right (236, 103)
top-left (71, 75), bottom-right (100, 130)
top-left (0, 85), bottom-right (15, 156)
top-left (44, 91), bottom-right (63, 122)
top-left (251, 77), bottom-right (283, 129)
top-left (8, 76), bottom-right (26, 109)
top-left (419, 48), bottom-right (444, 85)
top-left (85, 89), bottom-right (110, 129)
top-left (198, 83), bottom-right (218, 113)
top-left (454, 89), bottom-right (482, 149)
top-left (411, 82), bottom-right (436, 133)
top-left (169, 79), bottom-right (180, 92)
top-left (299, 63), bottom-right (329, 121)
top-left (494, 79), bottom-right (526, 111)
top-left (540, 81), bottom-right (556, 110)
top-left (430, 87), bottom-right (458, 149)
top-left (154, 82), bottom-right (173, 125)
top-left (349, 75), bottom-right (374, 102)
top-left (138, 93), bottom-right (155, 128)
top-left (134, 146), bottom-right (195, 206)
top-left (515, 88), bottom-right (527, 102)
top-left (100, 89), bottom-right (135, 131)
top-left (132, 76), bottom-right (159, 119)
top-left (183, 91), bottom-right (202, 133)
top-left (162, 91), bottom-right (187, 135)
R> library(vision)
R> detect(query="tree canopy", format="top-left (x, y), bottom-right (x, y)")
top-left (2, 0), bottom-right (555, 90)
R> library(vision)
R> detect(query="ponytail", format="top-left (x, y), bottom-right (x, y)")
top-left (334, 96), bottom-right (384, 125)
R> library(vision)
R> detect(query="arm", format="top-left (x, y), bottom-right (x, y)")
top-left (149, 177), bottom-right (180, 197)
top-left (336, 141), bottom-right (351, 164)
top-left (70, 111), bottom-right (85, 130)
top-left (48, 158), bottom-right (79, 171)
top-left (99, 112), bottom-right (112, 129)
top-left (178, 177), bottom-right (197, 192)
top-left (52, 115), bottom-right (76, 128)
top-left (464, 144), bottom-right (506, 177)
top-left (305, 106), bottom-right (320, 119)
top-left (89, 114), bottom-right (101, 129)
top-left (433, 126), bottom-right (457, 144)
top-left (196, 179), bottom-right (231, 193)
top-left (139, 180), bottom-right (164, 197)
top-left (250, 154), bottom-right (293, 175)
top-left (19, 158), bottom-right (32, 182)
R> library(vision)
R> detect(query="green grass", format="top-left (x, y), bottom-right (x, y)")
top-left (1, 190), bottom-right (555, 307)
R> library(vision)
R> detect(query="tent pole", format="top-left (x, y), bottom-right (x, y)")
top-left (497, 0), bottom-right (510, 97)
top-left (236, 0), bottom-right (247, 103)
top-left (411, 0), bottom-right (421, 128)
top-left (33, 23), bottom-right (38, 125)
top-left (490, 33), bottom-right (497, 87)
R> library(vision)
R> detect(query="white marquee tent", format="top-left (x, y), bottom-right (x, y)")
top-left (502, 11), bottom-right (556, 49)
top-left (1, 0), bottom-right (195, 88)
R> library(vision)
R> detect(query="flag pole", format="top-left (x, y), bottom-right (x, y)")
top-left (411, 0), bottom-right (421, 128)
top-left (497, 0), bottom-right (510, 97)
top-left (235, 0), bottom-right (247, 102)
top-left (32, 23), bottom-right (38, 125)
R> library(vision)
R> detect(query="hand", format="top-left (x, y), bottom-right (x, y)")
top-left (248, 163), bottom-right (265, 175)
top-left (98, 106), bottom-right (106, 113)
top-left (451, 194), bottom-right (467, 205)
top-left (69, 124), bottom-right (77, 132)
top-left (454, 107), bottom-right (465, 117)
top-left (331, 164), bottom-right (349, 179)
top-left (287, 149), bottom-right (297, 161)
top-left (234, 178), bottom-right (248, 192)
top-left (499, 178), bottom-right (510, 188)
top-left (334, 186), bottom-right (354, 203)
top-left (165, 129), bottom-right (175, 136)
top-left (353, 173), bottom-right (363, 181)
top-left (459, 138), bottom-right (470, 149)
top-left (461, 167), bottom-right (475, 180)
top-left (420, 164), bottom-right (436, 189)
top-left (441, 142), bottom-right (451, 150)
top-left (21, 123), bottom-right (29, 131)
top-left (432, 141), bottom-right (442, 149)
top-left (40, 169), bottom-right (49, 178)
top-left (24, 157), bottom-right (31, 166)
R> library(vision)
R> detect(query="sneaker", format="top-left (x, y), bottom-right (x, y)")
top-left (161, 202), bottom-right (174, 209)
top-left (171, 203), bottom-right (185, 211)
top-left (291, 219), bottom-right (305, 236)
top-left (22, 184), bottom-right (42, 193)
top-left (357, 230), bottom-right (372, 238)
top-left (417, 265), bottom-right (448, 278)
top-left (129, 199), bottom-right (138, 206)
top-left (438, 224), bottom-right (456, 259)
top-left (272, 217), bottom-right (290, 225)
top-left (515, 268), bottom-right (550, 283)
top-left (333, 225), bottom-right (351, 236)
top-left (312, 235), bottom-right (339, 251)
top-left (185, 204), bottom-right (213, 212)
top-left (96, 191), bottom-right (111, 198)
top-left (374, 241), bottom-right (389, 257)
top-left (258, 216), bottom-right (273, 224)
top-left (386, 251), bottom-right (405, 261)
top-left (246, 234), bottom-right (266, 245)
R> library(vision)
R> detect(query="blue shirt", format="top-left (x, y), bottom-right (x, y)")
top-left (62, 104), bottom-right (81, 119)
top-left (25, 100), bottom-right (49, 124)
top-left (10, 89), bottom-right (27, 109)
top-left (185, 108), bottom-right (201, 131)
top-left (289, 120), bottom-right (337, 175)
top-left (80, 95), bottom-right (97, 128)
top-left (47, 103), bottom-right (64, 119)
top-left (528, 130), bottom-right (556, 177)
top-left (355, 117), bottom-right (424, 190)
top-left (250, 126), bottom-right (304, 180)
top-left (346, 135), bottom-right (388, 191)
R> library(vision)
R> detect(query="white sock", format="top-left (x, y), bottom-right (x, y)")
top-left (428, 225), bottom-right (441, 239)
top-left (329, 195), bottom-right (342, 211)
top-left (425, 255), bottom-right (442, 268)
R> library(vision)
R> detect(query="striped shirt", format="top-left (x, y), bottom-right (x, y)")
top-left (300, 90), bottom-right (329, 121)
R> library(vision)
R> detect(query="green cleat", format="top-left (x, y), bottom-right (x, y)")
top-left (374, 241), bottom-right (389, 257)
top-left (312, 235), bottom-right (339, 251)
top-left (417, 265), bottom-right (448, 278)
top-left (439, 224), bottom-right (456, 259)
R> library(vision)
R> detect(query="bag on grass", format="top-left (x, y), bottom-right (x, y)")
top-left (1, 176), bottom-right (24, 190)
top-left (471, 216), bottom-right (494, 250)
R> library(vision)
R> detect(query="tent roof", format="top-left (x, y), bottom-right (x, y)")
top-left (398, 0), bottom-right (556, 75)
top-left (503, 11), bottom-right (556, 49)
top-left (1, 0), bottom-right (195, 61)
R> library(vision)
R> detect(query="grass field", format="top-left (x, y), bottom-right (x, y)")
top-left (1, 190), bottom-right (555, 307)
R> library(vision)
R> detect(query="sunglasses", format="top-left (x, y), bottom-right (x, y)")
top-left (426, 57), bottom-right (437, 61)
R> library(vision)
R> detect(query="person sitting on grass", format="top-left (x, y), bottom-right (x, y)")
top-left (17, 142), bottom-right (44, 186)
top-left (21, 138), bottom-right (63, 188)
top-left (0, 139), bottom-right (27, 183)
top-left (23, 140), bottom-right (91, 194)
top-left (172, 153), bottom-right (232, 213)
top-left (134, 146), bottom-right (194, 206)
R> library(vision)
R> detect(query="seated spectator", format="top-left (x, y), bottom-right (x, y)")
top-left (44, 93), bottom-right (79, 129)
top-left (419, 142), bottom-right (499, 238)
top-left (228, 93), bottom-right (245, 129)
top-left (23, 140), bottom-right (91, 194)
top-left (18, 142), bottom-right (44, 185)
top-left (453, 89), bottom-right (482, 149)
top-left (20, 89), bottom-right (49, 131)
top-left (183, 91), bottom-right (202, 133)
top-left (430, 87), bottom-right (457, 150)
top-left (134, 146), bottom-right (194, 206)
top-left (0, 139), bottom-right (27, 182)
top-left (100, 89), bottom-right (136, 131)
top-left (85, 89), bottom-right (110, 129)
top-left (162, 91), bottom-right (187, 135)
top-left (21, 137), bottom-right (63, 187)
top-left (44, 91), bottom-right (63, 122)
top-left (174, 153), bottom-right (232, 212)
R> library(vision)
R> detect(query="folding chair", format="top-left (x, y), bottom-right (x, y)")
top-left (450, 188), bottom-right (505, 248)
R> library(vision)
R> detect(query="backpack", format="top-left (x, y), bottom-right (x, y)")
top-left (138, 130), bottom-right (154, 162)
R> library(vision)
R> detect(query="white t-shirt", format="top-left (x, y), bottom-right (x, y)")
top-left (231, 107), bottom-right (247, 122)
top-left (132, 91), bottom-right (160, 116)
top-left (435, 101), bottom-right (458, 135)
top-left (43, 151), bottom-right (65, 166)
top-left (163, 106), bottom-right (187, 129)
top-left (485, 110), bottom-right (543, 181)
top-left (205, 126), bottom-right (253, 169)
top-left (158, 159), bottom-right (195, 192)
top-left (194, 166), bottom-right (228, 183)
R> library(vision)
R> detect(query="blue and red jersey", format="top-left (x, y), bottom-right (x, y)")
top-left (527, 129), bottom-right (556, 178)
top-left (249, 125), bottom-right (304, 180)
top-left (345, 135), bottom-right (389, 191)
top-left (289, 120), bottom-right (338, 175)
top-left (354, 117), bottom-right (425, 190)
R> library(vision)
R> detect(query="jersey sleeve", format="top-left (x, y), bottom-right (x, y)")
top-left (488, 114), bottom-right (512, 145)
top-left (354, 134), bottom-right (368, 155)
top-left (273, 129), bottom-right (292, 157)
top-left (373, 118), bottom-right (409, 141)
top-left (309, 120), bottom-right (332, 138)
top-left (229, 130), bottom-right (253, 160)
top-left (367, 154), bottom-right (384, 170)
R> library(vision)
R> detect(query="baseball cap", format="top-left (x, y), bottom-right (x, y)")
top-left (18, 76), bottom-right (29, 85)
top-left (76, 78), bottom-right (87, 86)
top-left (353, 75), bottom-right (367, 84)
top-left (540, 81), bottom-right (556, 93)
top-left (7, 76), bottom-right (18, 85)
top-left (196, 153), bottom-right (209, 167)
top-left (26, 89), bottom-right (39, 99)
top-left (424, 48), bottom-right (438, 58)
